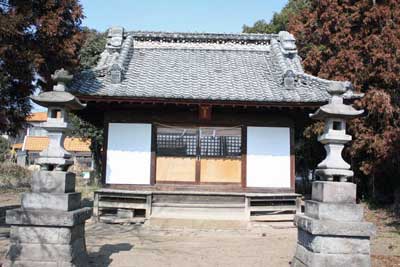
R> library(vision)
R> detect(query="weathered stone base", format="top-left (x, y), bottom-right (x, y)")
top-left (292, 243), bottom-right (371, 267)
top-left (292, 181), bottom-right (375, 267)
top-left (5, 169), bottom-right (92, 267)
top-left (4, 224), bottom-right (89, 267)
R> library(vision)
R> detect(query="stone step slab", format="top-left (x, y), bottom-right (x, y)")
top-left (9, 225), bottom-right (84, 244)
top-left (21, 192), bottom-right (81, 211)
top-left (6, 207), bottom-right (92, 227)
top-left (312, 181), bottom-right (356, 203)
top-left (295, 214), bottom-right (375, 237)
top-left (6, 238), bottom-right (85, 261)
top-left (297, 229), bottom-right (370, 254)
top-left (32, 171), bottom-right (75, 193)
top-left (292, 244), bottom-right (371, 267)
top-left (305, 200), bottom-right (364, 222)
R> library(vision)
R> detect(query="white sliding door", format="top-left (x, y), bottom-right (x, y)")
top-left (106, 123), bottom-right (152, 184)
top-left (246, 126), bottom-right (291, 188)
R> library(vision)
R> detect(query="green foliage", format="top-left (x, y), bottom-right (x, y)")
top-left (0, 136), bottom-right (10, 162)
top-left (243, 0), bottom-right (310, 33)
top-left (69, 28), bottom-right (107, 181)
top-left (79, 28), bottom-right (107, 70)
top-left (69, 112), bottom-right (104, 181)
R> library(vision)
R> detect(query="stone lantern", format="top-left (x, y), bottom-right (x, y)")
top-left (5, 69), bottom-right (92, 267)
top-left (311, 82), bottom-right (363, 182)
top-left (32, 69), bottom-right (84, 170)
top-left (291, 82), bottom-right (375, 267)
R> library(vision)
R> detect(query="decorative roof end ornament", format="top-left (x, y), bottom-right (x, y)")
top-left (109, 63), bottom-right (122, 84)
top-left (278, 31), bottom-right (297, 55)
top-left (283, 70), bottom-right (296, 90)
top-left (106, 26), bottom-right (125, 51)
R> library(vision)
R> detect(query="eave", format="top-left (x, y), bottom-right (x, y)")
top-left (76, 95), bottom-right (325, 109)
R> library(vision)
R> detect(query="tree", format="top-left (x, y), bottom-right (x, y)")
top-left (69, 29), bottom-right (106, 180)
top-left (79, 28), bottom-right (107, 70)
top-left (0, 0), bottom-right (84, 136)
top-left (0, 136), bottom-right (10, 162)
top-left (288, 0), bottom-right (400, 202)
top-left (243, 0), bottom-right (310, 33)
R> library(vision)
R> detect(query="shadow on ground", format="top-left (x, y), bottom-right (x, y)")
top-left (88, 243), bottom-right (133, 266)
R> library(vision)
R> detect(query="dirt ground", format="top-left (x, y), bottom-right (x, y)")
top-left (0, 191), bottom-right (399, 267)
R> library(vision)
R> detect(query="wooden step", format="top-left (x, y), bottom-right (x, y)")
top-left (250, 214), bottom-right (294, 222)
top-left (249, 205), bottom-right (297, 212)
top-left (250, 198), bottom-right (296, 202)
top-left (152, 203), bottom-right (245, 208)
top-left (99, 201), bottom-right (148, 209)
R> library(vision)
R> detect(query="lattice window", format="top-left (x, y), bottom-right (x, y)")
top-left (156, 126), bottom-right (242, 158)
top-left (200, 136), bottom-right (241, 157)
top-left (156, 128), bottom-right (197, 156)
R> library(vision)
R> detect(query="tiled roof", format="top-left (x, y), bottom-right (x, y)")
top-left (64, 138), bottom-right (91, 152)
top-left (23, 136), bottom-right (90, 152)
top-left (27, 112), bottom-right (47, 122)
top-left (12, 143), bottom-right (23, 150)
top-left (70, 29), bottom-right (359, 104)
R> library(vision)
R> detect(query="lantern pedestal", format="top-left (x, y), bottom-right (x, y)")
top-left (292, 182), bottom-right (375, 267)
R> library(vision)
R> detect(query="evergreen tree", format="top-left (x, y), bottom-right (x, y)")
top-left (243, 0), bottom-right (309, 33)
top-left (288, 0), bottom-right (400, 201)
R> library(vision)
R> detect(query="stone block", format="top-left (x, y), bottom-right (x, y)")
top-left (6, 207), bottom-right (92, 227)
top-left (305, 200), bottom-right (364, 222)
top-left (7, 238), bottom-right (85, 261)
top-left (2, 260), bottom-right (60, 267)
top-left (3, 258), bottom-right (87, 267)
top-left (293, 244), bottom-right (371, 267)
top-left (32, 171), bottom-right (75, 193)
top-left (297, 229), bottom-right (370, 254)
top-left (312, 181), bottom-right (356, 203)
top-left (295, 214), bottom-right (375, 237)
top-left (21, 192), bottom-right (81, 211)
top-left (117, 208), bottom-right (135, 218)
top-left (9, 225), bottom-right (84, 244)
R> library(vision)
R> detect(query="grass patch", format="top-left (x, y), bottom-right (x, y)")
top-left (0, 163), bottom-right (31, 191)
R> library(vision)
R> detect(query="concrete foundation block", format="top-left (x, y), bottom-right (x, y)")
top-left (4, 256), bottom-right (87, 267)
top-left (32, 171), bottom-right (76, 193)
top-left (21, 192), bottom-right (81, 211)
top-left (312, 181), bottom-right (356, 203)
top-left (295, 214), bottom-right (375, 237)
top-left (292, 244), bottom-right (371, 267)
top-left (9, 225), bottom-right (84, 244)
top-left (6, 207), bottom-right (92, 227)
top-left (297, 229), bottom-right (370, 254)
top-left (305, 200), bottom-right (364, 222)
top-left (7, 238), bottom-right (85, 261)
top-left (117, 208), bottom-right (135, 218)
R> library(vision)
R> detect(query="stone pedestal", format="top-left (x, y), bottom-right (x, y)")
top-left (292, 181), bottom-right (375, 267)
top-left (4, 171), bottom-right (92, 267)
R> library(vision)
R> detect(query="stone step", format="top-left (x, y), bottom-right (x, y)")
top-left (21, 192), bottom-right (81, 211)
